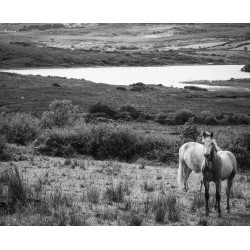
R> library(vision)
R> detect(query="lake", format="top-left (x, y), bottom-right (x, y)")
top-left (1, 65), bottom-right (249, 89)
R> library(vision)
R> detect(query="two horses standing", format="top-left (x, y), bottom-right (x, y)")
top-left (178, 131), bottom-right (237, 217)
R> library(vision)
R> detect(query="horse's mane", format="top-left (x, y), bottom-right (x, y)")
top-left (213, 139), bottom-right (222, 151)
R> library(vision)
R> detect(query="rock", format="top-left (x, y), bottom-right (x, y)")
top-left (241, 64), bottom-right (250, 72)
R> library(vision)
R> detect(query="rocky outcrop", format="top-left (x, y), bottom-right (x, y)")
top-left (241, 64), bottom-right (250, 72)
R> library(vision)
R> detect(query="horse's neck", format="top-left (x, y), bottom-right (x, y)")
top-left (210, 144), bottom-right (221, 165)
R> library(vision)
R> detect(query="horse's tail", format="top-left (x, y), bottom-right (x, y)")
top-left (178, 146), bottom-right (187, 190)
top-left (178, 160), bottom-right (186, 190)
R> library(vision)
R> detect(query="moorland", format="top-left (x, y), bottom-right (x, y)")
top-left (0, 23), bottom-right (250, 226)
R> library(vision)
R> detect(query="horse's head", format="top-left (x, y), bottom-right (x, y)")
top-left (202, 131), bottom-right (216, 159)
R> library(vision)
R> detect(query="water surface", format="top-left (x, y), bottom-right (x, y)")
top-left (2, 65), bottom-right (249, 89)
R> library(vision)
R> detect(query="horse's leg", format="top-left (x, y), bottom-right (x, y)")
top-left (199, 176), bottom-right (203, 193)
top-left (215, 180), bottom-right (222, 218)
top-left (184, 166), bottom-right (192, 192)
top-left (204, 180), bottom-right (210, 216)
top-left (214, 198), bottom-right (218, 211)
top-left (226, 171), bottom-right (235, 213)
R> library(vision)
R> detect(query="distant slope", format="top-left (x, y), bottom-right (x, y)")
top-left (1, 72), bottom-right (250, 115)
top-left (0, 23), bottom-right (249, 68)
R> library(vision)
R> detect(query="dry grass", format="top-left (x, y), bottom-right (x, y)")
top-left (0, 156), bottom-right (250, 226)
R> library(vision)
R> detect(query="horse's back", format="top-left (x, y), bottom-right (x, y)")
top-left (217, 151), bottom-right (237, 180)
top-left (179, 142), bottom-right (204, 173)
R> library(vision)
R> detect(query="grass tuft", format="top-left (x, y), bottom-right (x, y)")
top-left (104, 183), bottom-right (124, 203)
top-left (86, 187), bottom-right (101, 204)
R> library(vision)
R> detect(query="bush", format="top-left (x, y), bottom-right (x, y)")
top-left (41, 100), bottom-right (84, 128)
top-left (1, 143), bottom-right (30, 161)
top-left (86, 124), bottom-right (138, 161)
top-left (33, 127), bottom-right (77, 157)
top-left (237, 114), bottom-right (250, 125)
top-left (228, 133), bottom-right (250, 170)
top-left (34, 123), bottom-right (180, 163)
top-left (0, 113), bottom-right (41, 145)
top-left (180, 118), bottom-right (200, 142)
top-left (0, 135), bottom-right (7, 160)
top-left (174, 109), bottom-right (195, 125)
top-left (89, 102), bottom-right (117, 119)
top-left (120, 105), bottom-right (139, 119)
top-left (154, 113), bottom-right (168, 125)
top-left (52, 83), bottom-right (60, 87)
top-left (220, 114), bottom-right (250, 125)
top-left (116, 87), bottom-right (127, 91)
top-left (216, 129), bottom-right (250, 170)
top-left (196, 111), bottom-right (219, 125)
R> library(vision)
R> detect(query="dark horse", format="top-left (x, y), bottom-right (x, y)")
top-left (201, 131), bottom-right (237, 217)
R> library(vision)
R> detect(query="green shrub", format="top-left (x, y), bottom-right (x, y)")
top-left (0, 135), bottom-right (7, 160)
top-left (196, 111), bottom-right (219, 125)
top-left (33, 127), bottom-right (77, 157)
top-left (86, 124), bottom-right (138, 161)
top-left (0, 113), bottom-right (41, 145)
top-left (216, 129), bottom-right (250, 170)
top-left (120, 105), bottom-right (139, 119)
top-left (174, 109), bottom-right (195, 125)
top-left (237, 114), bottom-right (250, 125)
top-left (1, 143), bottom-right (30, 161)
top-left (34, 123), bottom-right (180, 163)
top-left (228, 133), bottom-right (250, 170)
top-left (154, 113), bottom-right (168, 125)
top-left (41, 100), bottom-right (84, 128)
top-left (221, 114), bottom-right (250, 125)
top-left (89, 102), bottom-right (117, 118)
top-left (116, 87), bottom-right (127, 91)
top-left (180, 118), bottom-right (200, 142)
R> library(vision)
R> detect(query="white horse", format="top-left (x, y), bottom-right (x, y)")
top-left (202, 131), bottom-right (237, 217)
top-left (178, 131), bottom-right (222, 191)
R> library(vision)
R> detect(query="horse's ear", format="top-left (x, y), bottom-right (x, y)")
top-left (202, 131), bottom-right (206, 137)
top-left (210, 131), bottom-right (213, 138)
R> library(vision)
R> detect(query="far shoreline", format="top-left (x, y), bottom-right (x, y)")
top-left (0, 63), bottom-right (246, 71)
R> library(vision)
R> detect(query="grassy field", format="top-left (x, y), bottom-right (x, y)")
top-left (0, 23), bottom-right (250, 68)
top-left (1, 72), bottom-right (250, 115)
top-left (0, 71), bottom-right (249, 225)
top-left (1, 156), bottom-right (250, 226)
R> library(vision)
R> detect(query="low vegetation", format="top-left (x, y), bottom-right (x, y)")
top-left (0, 99), bottom-right (249, 170)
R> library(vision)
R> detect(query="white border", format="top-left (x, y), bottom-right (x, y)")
top-left (0, 0), bottom-right (250, 23)
top-left (0, 1), bottom-right (249, 249)
top-left (0, 227), bottom-right (249, 250)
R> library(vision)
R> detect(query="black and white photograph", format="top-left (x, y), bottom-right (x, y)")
top-left (0, 1), bottom-right (249, 241)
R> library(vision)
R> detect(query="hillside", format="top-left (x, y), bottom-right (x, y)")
top-left (1, 72), bottom-right (250, 115)
top-left (0, 23), bottom-right (250, 69)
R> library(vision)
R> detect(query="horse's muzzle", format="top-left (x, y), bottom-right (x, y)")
top-left (204, 153), bottom-right (210, 159)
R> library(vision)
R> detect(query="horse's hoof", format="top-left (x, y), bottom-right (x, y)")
top-left (218, 213), bottom-right (222, 218)
top-left (226, 209), bottom-right (230, 214)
